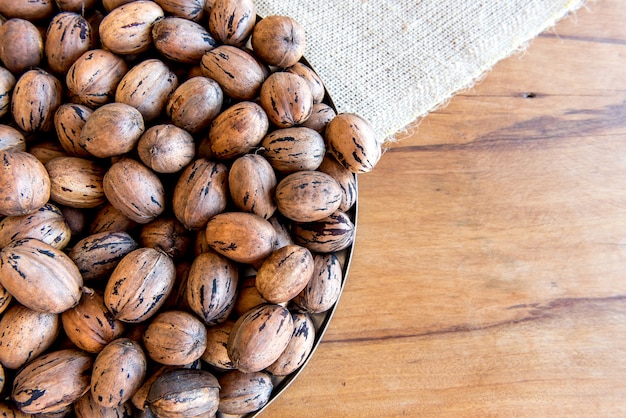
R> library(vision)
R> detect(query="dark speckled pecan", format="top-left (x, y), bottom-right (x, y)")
top-left (74, 390), bottom-right (134, 417)
top-left (0, 203), bottom-right (71, 249)
top-left (186, 251), bottom-right (238, 325)
top-left (0, 151), bottom-right (50, 217)
top-left (292, 210), bottom-right (355, 253)
top-left (11, 69), bottom-right (62, 133)
top-left (166, 76), bottom-right (223, 134)
top-left (103, 158), bottom-right (165, 224)
top-left (251, 15), bottom-right (306, 68)
top-left (154, 0), bottom-right (205, 22)
top-left (205, 212), bottom-right (276, 264)
top-left (227, 303), bottom-right (294, 372)
top-left (202, 319), bottom-right (237, 370)
top-left (261, 126), bottom-right (326, 173)
top-left (255, 244), bottom-right (314, 304)
top-left (66, 49), bottom-right (128, 108)
top-left (79, 103), bottom-right (144, 159)
top-left (152, 16), bottom-right (217, 63)
top-left (45, 12), bottom-right (93, 74)
top-left (275, 170), bottom-right (342, 222)
top-left (302, 102), bottom-right (337, 134)
top-left (69, 230), bottom-right (138, 281)
top-left (99, 1), bottom-right (164, 55)
top-left (325, 112), bottom-right (382, 173)
top-left (293, 253), bottom-right (343, 314)
top-left (317, 155), bottom-right (358, 212)
top-left (115, 59), bottom-right (178, 122)
top-left (229, 154), bottom-right (277, 219)
top-left (0, 238), bottom-right (82, 314)
top-left (286, 62), bottom-right (326, 104)
top-left (200, 45), bottom-right (268, 100)
top-left (54, 104), bottom-right (93, 158)
top-left (209, 101), bottom-right (269, 159)
top-left (12, 349), bottom-right (93, 414)
top-left (103, 247), bottom-right (175, 323)
top-left (46, 156), bottom-right (107, 209)
top-left (143, 310), bottom-right (207, 366)
top-left (91, 338), bottom-right (146, 408)
top-left (172, 158), bottom-right (229, 230)
top-left (147, 368), bottom-right (220, 418)
top-left (218, 370), bottom-right (273, 414)
top-left (61, 289), bottom-right (126, 354)
top-left (266, 312), bottom-right (316, 376)
top-left (0, 304), bottom-right (59, 369)
top-left (208, 0), bottom-right (256, 47)
top-left (259, 71), bottom-right (313, 128)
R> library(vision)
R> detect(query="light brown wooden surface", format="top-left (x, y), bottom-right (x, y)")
top-left (262, 1), bottom-right (626, 416)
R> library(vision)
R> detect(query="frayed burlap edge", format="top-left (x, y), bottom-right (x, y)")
top-left (388, 1), bottom-right (589, 144)
top-left (256, 1), bottom-right (587, 144)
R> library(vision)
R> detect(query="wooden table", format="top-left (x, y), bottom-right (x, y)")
top-left (262, 0), bottom-right (626, 416)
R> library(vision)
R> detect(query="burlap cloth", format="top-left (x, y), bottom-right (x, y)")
top-left (256, 1), bottom-right (585, 142)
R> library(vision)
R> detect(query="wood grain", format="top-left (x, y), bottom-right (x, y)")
top-left (261, 0), bottom-right (626, 416)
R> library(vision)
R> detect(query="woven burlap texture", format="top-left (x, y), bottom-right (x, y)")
top-left (256, 0), bottom-right (585, 142)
